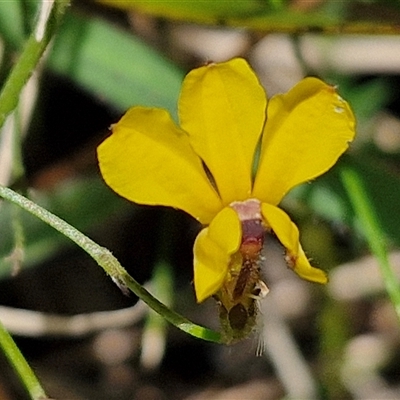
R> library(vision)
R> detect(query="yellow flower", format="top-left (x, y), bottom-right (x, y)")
top-left (97, 58), bottom-right (356, 341)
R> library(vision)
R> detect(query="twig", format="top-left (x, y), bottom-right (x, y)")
top-left (260, 297), bottom-right (319, 399)
top-left (0, 302), bottom-right (148, 337)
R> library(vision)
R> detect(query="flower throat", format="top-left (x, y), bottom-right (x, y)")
top-left (214, 199), bottom-right (269, 343)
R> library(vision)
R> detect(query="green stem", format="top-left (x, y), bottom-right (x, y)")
top-left (0, 2), bottom-right (70, 398)
top-left (0, 0), bottom-right (70, 131)
top-left (341, 167), bottom-right (400, 319)
top-left (0, 319), bottom-right (47, 399)
top-left (0, 185), bottom-right (222, 343)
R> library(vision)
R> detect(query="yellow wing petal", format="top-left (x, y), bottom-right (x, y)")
top-left (179, 58), bottom-right (267, 205)
top-left (97, 107), bottom-right (222, 224)
top-left (261, 203), bottom-right (328, 284)
top-left (253, 78), bottom-right (356, 205)
top-left (193, 207), bottom-right (242, 302)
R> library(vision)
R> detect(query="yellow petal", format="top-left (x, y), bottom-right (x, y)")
top-left (97, 107), bottom-right (222, 224)
top-left (253, 77), bottom-right (356, 205)
top-left (261, 203), bottom-right (328, 284)
top-left (193, 207), bottom-right (242, 302)
top-left (179, 58), bottom-right (267, 205)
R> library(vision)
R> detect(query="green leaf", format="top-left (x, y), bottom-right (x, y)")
top-left (340, 157), bottom-right (400, 246)
top-left (97, 0), bottom-right (400, 34)
top-left (341, 166), bottom-right (400, 321)
top-left (98, 0), bottom-right (280, 24)
top-left (0, 1), bottom-right (38, 49)
top-left (297, 155), bottom-right (400, 247)
top-left (47, 12), bottom-right (183, 113)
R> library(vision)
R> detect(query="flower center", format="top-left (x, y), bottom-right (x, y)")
top-left (230, 199), bottom-right (265, 301)
top-left (231, 199), bottom-right (264, 260)
top-left (214, 199), bottom-right (269, 343)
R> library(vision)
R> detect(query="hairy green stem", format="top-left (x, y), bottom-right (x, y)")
top-left (0, 0), bottom-right (70, 131)
top-left (341, 167), bottom-right (400, 319)
top-left (0, 185), bottom-right (222, 343)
